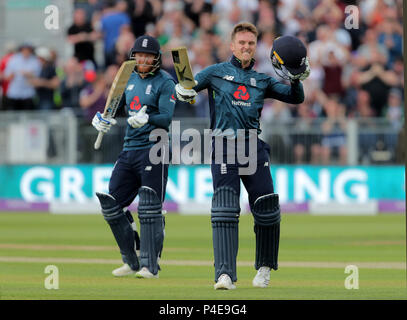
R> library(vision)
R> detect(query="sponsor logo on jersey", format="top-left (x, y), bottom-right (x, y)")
top-left (223, 75), bottom-right (234, 81)
top-left (130, 96), bottom-right (142, 110)
top-left (127, 84), bottom-right (134, 90)
top-left (231, 100), bottom-right (251, 107)
top-left (232, 85), bottom-right (251, 106)
top-left (170, 94), bottom-right (176, 103)
top-left (233, 85), bottom-right (250, 100)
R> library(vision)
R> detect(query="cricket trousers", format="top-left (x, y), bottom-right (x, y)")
top-left (210, 138), bottom-right (279, 282)
top-left (108, 146), bottom-right (169, 273)
top-left (109, 147), bottom-right (169, 206)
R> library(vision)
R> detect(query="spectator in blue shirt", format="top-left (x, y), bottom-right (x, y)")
top-left (3, 43), bottom-right (41, 110)
top-left (100, 0), bottom-right (130, 67)
top-left (377, 14), bottom-right (403, 68)
top-left (25, 47), bottom-right (60, 111)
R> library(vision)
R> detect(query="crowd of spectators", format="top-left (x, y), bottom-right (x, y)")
top-left (0, 0), bottom-right (404, 164)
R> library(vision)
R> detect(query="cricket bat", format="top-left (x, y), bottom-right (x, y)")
top-left (171, 47), bottom-right (196, 103)
top-left (94, 60), bottom-right (137, 150)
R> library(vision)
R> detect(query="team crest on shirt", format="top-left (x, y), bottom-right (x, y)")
top-left (250, 78), bottom-right (257, 87)
top-left (145, 84), bottom-right (152, 95)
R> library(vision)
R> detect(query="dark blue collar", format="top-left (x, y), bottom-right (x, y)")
top-left (230, 55), bottom-right (255, 70)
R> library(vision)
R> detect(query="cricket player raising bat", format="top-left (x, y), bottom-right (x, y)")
top-left (175, 22), bottom-right (310, 290)
top-left (92, 35), bottom-right (176, 278)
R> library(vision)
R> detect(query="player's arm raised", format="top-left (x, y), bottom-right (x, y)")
top-left (266, 35), bottom-right (310, 104)
top-left (265, 77), bottom-right (305, 104)
top-left (175, 81), bottom-right (197, 103)
top-left (174, 63), bottom-right (216, 103)
top-left (171, 47), bottom-right (198, 103)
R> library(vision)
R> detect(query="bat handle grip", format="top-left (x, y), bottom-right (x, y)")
top-left (94, 132), bottom-right (104, 150)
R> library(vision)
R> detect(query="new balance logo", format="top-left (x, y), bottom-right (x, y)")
top-left (145, 166), bottom-right (152, 171)
top-left (223, 75), bottom-right (234, 81)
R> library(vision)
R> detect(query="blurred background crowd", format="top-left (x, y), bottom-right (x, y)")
top-left (0, 0), bottom-right (404, 164)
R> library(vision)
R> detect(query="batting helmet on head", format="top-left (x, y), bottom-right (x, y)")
top-left (270, 35), bottom-right (309, 81)
top-left (129, 35), bottom-right (161, 75)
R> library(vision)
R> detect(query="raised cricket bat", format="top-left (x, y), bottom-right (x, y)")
top-left (171, 46), bottom-right (196, 103)
top-left (94, 60), bottom-right (137, 149)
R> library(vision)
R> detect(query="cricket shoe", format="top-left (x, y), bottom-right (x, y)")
top-left (112, 263), bottom-right (137, 277)
top-left (136, 267), bottom-right (159, 279)
top-left (214, 274), bottom-right (236, 290)
top-left (252, 266), bottom-right (270, 288)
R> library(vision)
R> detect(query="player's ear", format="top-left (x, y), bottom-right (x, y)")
top-left (230, 41), bottom-right (234, 54)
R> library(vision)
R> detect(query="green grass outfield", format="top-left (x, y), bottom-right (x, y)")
top-left (0, 212), bottom-right (406, 300)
